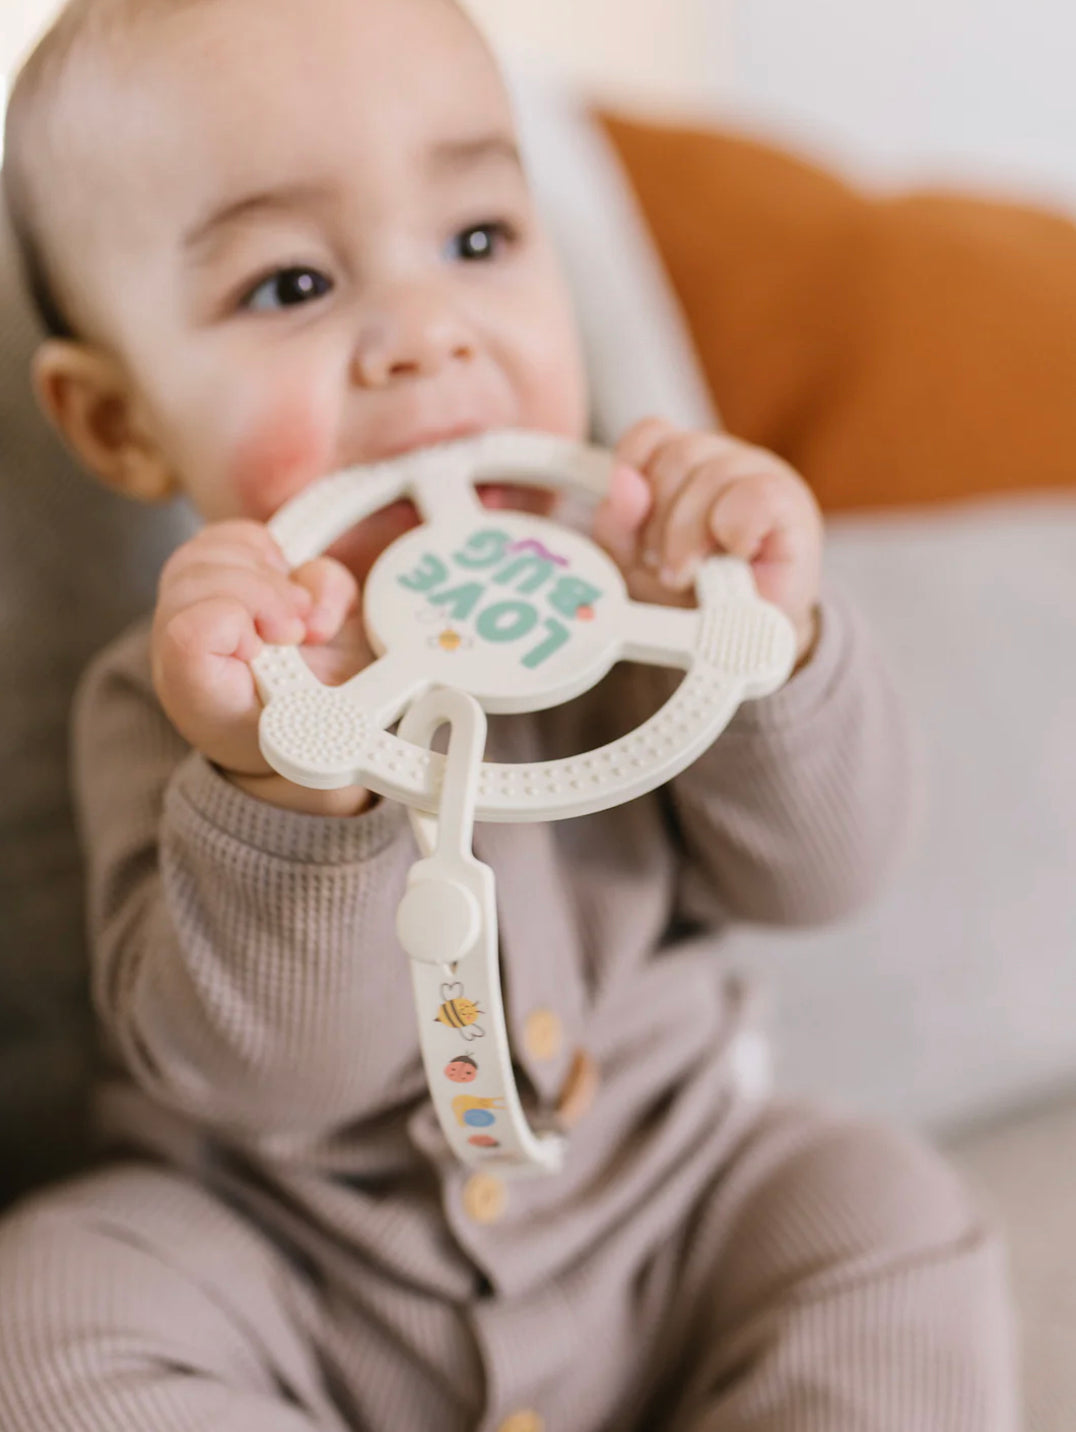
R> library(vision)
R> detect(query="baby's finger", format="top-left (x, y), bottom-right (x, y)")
top-left (159, 595), bottom-right (265, 672)
top-left (154, 597), bottom-right (266, 756)
top-left (592, 462), bottom-right (652, 569)
top-left (160, 521), bottom-right (292, 587)
top-left (290, 557), bottom-right (361, 644)
top-left (705, 475), bottom-right (792, 565)
top-left (158, 558), bottom-right (312, 617)
top-left (158, 563), bottom-right (312, 647)
top-left (656, 465), bottom-right (733, 588)
top-left (638, 431), bottom-right (733, 568)
top-left (613, 415), bottom-right (679, 475)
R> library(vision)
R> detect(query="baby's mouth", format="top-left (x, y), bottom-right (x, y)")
top-left (325, 483), bottom-right (555, 586)
top-left (476, 482), bottom-right (553, 515)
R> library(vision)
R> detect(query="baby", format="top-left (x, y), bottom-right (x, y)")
top-left (0, 0), bottom-right (1017, 1428)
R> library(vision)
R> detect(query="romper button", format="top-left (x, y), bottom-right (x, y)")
top-left (523, 1008), bottom-right (563, 1061)
top-left (498, 1413), bottom-right (545, 1432)
top-left (462, 1172), bottom-right (507, 1224)
top-left (556, 1048), bottom-right (600, 1129)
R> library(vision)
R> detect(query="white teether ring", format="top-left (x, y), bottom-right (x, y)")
top-left (251, 430), bottom-right (796, 1177)
top-left (252, 431), bottom-right (796, 820)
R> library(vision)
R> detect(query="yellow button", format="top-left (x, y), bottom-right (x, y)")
top-left (462, 1172), bottom-right (508, 1225)
top-left (556, 1048), bottom-right (600, 1130)
top-left (498, 1413), bottom-right (545, 1432)
top-left (523, 1008), bottom-right (563, 1061)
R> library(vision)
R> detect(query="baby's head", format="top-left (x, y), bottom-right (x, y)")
top-left (4, 0), bottom-right (588, 562)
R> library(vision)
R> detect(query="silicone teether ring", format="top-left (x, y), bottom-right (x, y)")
top-left (252, 431), bottom-right (797, 821)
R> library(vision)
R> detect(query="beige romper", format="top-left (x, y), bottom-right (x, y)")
top-left (0, 587), bottom-right (1019, 1431)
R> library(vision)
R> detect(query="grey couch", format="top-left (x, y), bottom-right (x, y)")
top-left (2, 118), bottom-right (1076, 1423)
top-left (0, 202), bottom-right (193, 1208)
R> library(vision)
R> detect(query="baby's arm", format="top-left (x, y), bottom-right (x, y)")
top-left (72, 567), bottom-right (418, 1143)
top-left (151, 519), bottom-right (373, 815)
top-left (596, 417), bottom-right (914, 926)
top-left (661, 585), bottom-right (916, 927)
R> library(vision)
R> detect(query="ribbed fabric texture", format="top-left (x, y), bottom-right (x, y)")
top-left (0, 588), bottom-right (1019, 1430)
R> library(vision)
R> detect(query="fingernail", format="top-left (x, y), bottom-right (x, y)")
top-left (643, 547), bottom-right (660, 572)
top-left (674, 557), bottom-right (700, 590)
top-left (661, 565), bottom-right (695, 592)
top-left (305, 605), bottom-right (332, 640)
top-left (282, 617), bottom-right (307, 644)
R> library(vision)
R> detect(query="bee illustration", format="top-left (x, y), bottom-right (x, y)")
top-left (428, 625), bottom-right (473, 655)
top-left (434, 982), bottom-right (485, 1041)
top-left (451, 1094), bottom-right (506, 1128)
top-left (417, 604), bottom-right (473, 655)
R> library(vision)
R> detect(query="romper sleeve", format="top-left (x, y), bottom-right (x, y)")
top-left (660, 582), bottom-right (919, 928)
top-left (71, 619), bottom-right (420, 1140)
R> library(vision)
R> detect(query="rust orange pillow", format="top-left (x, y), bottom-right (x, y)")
top-left (597, 112), bottom-right (1076, 512)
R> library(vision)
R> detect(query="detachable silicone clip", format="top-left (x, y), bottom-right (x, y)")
top-left (398, 687), bottom-right (564, 1176)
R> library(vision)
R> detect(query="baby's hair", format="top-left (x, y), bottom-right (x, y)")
top-left (3, 0), bottom-right (213, 340)
top-left (3, 0), bottom-right (479, 343)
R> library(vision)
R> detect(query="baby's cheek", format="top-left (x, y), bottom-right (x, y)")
top-left (228, 392), bottom-right (336, 523)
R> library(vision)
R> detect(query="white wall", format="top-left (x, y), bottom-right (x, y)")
top-left (1, 0), bottom-right (63, 162)
top-left (722, 0), bottom-right (1076, 208)
top-left (462, 0), bottom-right (725, 115)
top-left (1, 0), bottom-right (59, 78)
top-left (1, 1), bottom-right (724, 121)
top-left (8, 0), bottom-right (1076, 209)
top-left (2, 0), bottom-right (721, 163)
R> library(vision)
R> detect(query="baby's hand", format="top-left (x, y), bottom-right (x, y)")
top-left (593, 417), bottom-right (824, 664)
top-left (151, 521), bottom-right (373, 810)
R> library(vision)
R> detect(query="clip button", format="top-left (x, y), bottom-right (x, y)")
top-left (396, 867), bottom-right (481, 966)
top-left (395, 687), bottom-right (491, 968)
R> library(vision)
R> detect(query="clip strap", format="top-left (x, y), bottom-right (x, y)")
top-left (396, 688), bottom-right (565, 1177)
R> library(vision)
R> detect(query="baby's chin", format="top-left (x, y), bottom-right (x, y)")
top-left (327, 483), bottom-right (556, 585)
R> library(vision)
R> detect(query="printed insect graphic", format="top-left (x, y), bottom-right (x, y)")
top-left (467, 1133), bottom-right (500, 1149)
top-left (429, 625), bottom-right (473, 654)
top-left (416, 604), bottom-right (475, 656)
top-left (452, 1094), bottom-right (507, 1128)
top-left (444, 1054), bottom-right (479, 1083)
top-left (434, 982), bottom-right (485, 1041)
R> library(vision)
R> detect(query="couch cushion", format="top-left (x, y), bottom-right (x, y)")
top-left (600, 113), bottom-right (1076, 512)
top-left (949, 1094), bottom-right (1076, 1432)
top-left (718, 493), bottom-right (1076, 1133)
top-left (0, 201), bottom-right (195, 1206)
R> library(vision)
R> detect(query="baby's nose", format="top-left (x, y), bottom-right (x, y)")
top-left (352, 288), bottom-right (475, 387)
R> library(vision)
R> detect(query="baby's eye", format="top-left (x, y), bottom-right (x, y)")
top-left (242, 267), bottom-right (334, 312)
top-left (445, 221), bottom-right (516, 263)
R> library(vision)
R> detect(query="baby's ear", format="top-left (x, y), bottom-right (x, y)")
top-left (31, 340), bottom-right (178, 503)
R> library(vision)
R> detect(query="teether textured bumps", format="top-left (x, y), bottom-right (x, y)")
top-left (254, 431), bottom-right (795, 818)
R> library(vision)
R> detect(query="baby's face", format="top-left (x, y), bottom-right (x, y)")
top-left (65, 0), bottom-right (588, 569)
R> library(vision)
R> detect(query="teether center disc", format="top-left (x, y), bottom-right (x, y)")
top-left (364, 511), bottom-right (629, 714)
